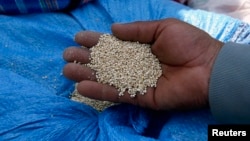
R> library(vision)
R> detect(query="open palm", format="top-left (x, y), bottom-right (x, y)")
top-left (63, 18), bottom-right (223, 110)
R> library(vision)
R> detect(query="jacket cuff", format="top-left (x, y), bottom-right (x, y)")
top-left (209, 42), bottom-right (250, 124)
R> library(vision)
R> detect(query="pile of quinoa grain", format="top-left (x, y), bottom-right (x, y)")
top-left (71, 83), bottom-right (115, 112)
top-left (86, 34), bottom-right (162, 98)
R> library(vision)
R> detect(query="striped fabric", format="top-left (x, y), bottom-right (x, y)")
top-left (0, 0), bottom-right (92, 14)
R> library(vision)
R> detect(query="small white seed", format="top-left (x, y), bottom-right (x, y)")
top-left (87, 34), bottom-right (162, 97)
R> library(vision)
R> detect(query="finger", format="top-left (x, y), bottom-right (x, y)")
top-left (63, 46), bottom-right (90, 63)
top-left (63, 63), bottom-right (96, 82)
top-left (111, 20), bottom-right (162, 43)
top-left (75, 31), bottom-right (102, 47)
top-left (77, 81), bottom-right (139, 105)
top-left (77, 81), bottom-right (120, 102)
top-left (77, 81), bottom-right (159, 109)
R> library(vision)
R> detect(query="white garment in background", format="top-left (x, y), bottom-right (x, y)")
top-left (187, 0), bottom-right (250, 24)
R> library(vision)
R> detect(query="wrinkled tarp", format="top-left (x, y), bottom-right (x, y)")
top-left (0, 0), bottom-right (249, 140)
top-left (0, 0), bottom-right (92, 14)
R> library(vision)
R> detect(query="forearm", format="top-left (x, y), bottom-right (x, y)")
top-left (209, 42), bottom-right (250, 124)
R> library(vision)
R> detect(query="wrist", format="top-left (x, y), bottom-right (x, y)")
top-left (203, 39), bottom-right (224, 107)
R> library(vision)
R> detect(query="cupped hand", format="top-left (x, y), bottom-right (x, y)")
top-left (63, 18), bottom-right (223, 110)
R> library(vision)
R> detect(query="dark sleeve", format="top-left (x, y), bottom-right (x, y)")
top-left (209, 42), bottom-right (250, 124)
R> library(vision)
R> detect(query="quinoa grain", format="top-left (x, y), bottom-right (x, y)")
top-left (87, 34), bottom-right (162, 97)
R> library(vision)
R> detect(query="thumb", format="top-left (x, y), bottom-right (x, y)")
top-left (111, 20), bottom-right (161, 44)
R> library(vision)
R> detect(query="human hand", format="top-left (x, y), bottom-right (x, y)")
top-left (63, 18), bottom-right (223, 110)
